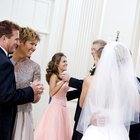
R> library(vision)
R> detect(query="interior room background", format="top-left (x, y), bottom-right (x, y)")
top-left (0, 0), bottom-right (140, 126)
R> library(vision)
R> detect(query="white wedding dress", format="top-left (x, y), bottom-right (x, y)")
top-left (81, 124), bottom-right (129, 140)
top-left (77, 42), bottom-right (139, 140)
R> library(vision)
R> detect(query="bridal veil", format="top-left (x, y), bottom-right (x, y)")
top-left (77, 41), bottom-right (140, 134)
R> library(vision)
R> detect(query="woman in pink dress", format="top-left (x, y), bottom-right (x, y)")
top-left (34, 52), bottom-right (72, 140)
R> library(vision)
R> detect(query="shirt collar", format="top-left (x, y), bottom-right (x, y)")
top-left (0, 46), bottom-right (8, 56)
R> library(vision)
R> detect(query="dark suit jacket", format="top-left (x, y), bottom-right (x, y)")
top-left (66, 78), bottom-right (83, 140)
top-left (0, 48), bottom-right (34, 140)
top-left (129, 77), bottom-right (140, 140)
top-left (67, 78), bottom-right (83, 122)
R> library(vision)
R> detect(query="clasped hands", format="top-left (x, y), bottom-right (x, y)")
top-left (60, 72), bottom-right (106, 126)
top-left (59, 71), bottom-right (70, 82)
top-left (90, 112), bottom-right (106, 126)
top-left (30, 80), bottom-right (44, 103)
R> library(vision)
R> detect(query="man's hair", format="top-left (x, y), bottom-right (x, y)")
top-left (92, 39), bottom-right (107, 47)
top-left (96, 47), bottom-right (104, 58)
top-left (0, 20), bottom-right (20, 38)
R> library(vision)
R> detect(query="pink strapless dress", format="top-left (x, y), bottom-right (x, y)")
top-left (34, 82), bottom-right (72, 140)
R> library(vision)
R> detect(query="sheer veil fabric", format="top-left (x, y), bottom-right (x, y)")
top-left (77, 41), bottom-right (140, 134)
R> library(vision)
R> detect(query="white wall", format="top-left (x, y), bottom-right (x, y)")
top-left (99, 0), bottom-right (138, 47)
top-left (131, 0), bottom-right (140, 77)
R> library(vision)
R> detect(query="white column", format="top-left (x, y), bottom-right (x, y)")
top-left (135, 41), bottom-right (140, 77)
top-left (99, 0), bottom-right (138, 49)
top-left (45, 0), bottom-right (68, 60)
top-left (131, 0), bottom-right (140, 67)
top-left (61, 0), bottom-right (100, 78)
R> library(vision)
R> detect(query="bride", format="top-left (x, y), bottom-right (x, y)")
top-left (77, 41), bottom-right (140, 140)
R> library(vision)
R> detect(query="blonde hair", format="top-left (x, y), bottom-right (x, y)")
top-left (92, 39), bottom-right (107, 47)
top-left (20, 27), bottom-right (40, 43)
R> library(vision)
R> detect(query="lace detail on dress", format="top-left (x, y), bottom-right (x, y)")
top-left (11, 58), bottom-right (40, 112)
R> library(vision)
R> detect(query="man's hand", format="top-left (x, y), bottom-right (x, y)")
top-left (33, 94), bottom-right (41, 103)
top-left (30, 80), bottom-right (44, 95)
top-left (30, 80), bottom-right (44, 103)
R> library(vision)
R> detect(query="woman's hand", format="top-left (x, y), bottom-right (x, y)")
top-left (90, 112), bottom-right (106, 126)
top-left (60, 71), bottom-right (70, 82)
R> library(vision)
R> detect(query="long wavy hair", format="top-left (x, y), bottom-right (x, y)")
top-left (46, 52), bottom-right (66, 84)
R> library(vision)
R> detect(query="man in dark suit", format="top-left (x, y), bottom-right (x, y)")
top-left (61, 39), bottom-right (107, 140)
top-left (66, 78), bottom-right (83, 140)
top-left (129, 77), bottom-right (140, 140)
top-left (0, 20), bottom-right (44, 140)
top-left (129, 123), bottom-right (140, 140)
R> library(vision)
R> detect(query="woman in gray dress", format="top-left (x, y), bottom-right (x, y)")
top-left (11, 27), bottom-right (41, 140)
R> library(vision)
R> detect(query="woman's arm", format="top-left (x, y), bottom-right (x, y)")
top-left (33, 63), bottom-right (41, 81)
top-left (79, 76), bottom-right (93, 107)
top-left (32, 64), bottom-right (41, 103)
top-left (49, 74), bottom-right (65, 96)
top-left (79, 79), bottom-right (88, 107)
top-left (79, 76), bottom-right (92, 107)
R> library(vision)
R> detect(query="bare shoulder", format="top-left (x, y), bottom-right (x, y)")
top-left (50, 74), bottom-right (58, 82)
top-left (84, 76), bottom-right (94, 85)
